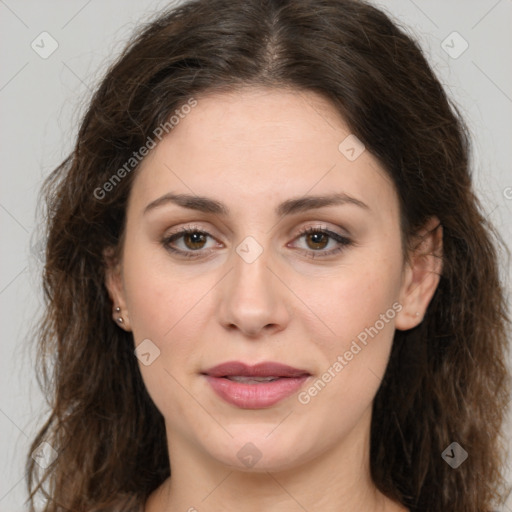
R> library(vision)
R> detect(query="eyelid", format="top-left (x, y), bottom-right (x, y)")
top-left (294, 223), bottom-right (350, 238)
top-left (289, 225), bottom-right (352, 258)
top-left (161, 225), bottom-right (222, 258)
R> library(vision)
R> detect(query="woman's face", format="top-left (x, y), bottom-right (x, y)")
top-left (107, 87), bottom-right (428, 474)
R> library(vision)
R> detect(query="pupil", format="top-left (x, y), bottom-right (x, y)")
top-left (186, 232), bottom-right (205, 249)
top-left (308, 233), bottom-right (327, 250)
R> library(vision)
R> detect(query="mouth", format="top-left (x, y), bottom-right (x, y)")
top-left (201, 361), bottom-right (311, 409)
top-left (222, 375), bottom-right (283, 383)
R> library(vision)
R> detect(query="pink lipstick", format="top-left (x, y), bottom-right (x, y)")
top-left (202, 361), bottom-right (311, 409)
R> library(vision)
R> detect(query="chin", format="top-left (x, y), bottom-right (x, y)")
top-left (205, 431), bottom-right (316, 473)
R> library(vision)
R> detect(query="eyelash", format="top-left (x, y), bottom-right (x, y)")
top-left (161, 225), bottom-right (352, 260)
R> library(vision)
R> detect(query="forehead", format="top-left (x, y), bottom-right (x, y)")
top-left (129, 87), bottom-right (397, 219)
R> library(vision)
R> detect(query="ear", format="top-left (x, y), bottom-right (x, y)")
top-left (395, 217), bottom-right (443, 331)
top-left (104, 246), bottom-right (132, 331)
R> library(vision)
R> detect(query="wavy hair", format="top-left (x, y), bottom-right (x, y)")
top-left (26, 0), bottom-right (510, 511)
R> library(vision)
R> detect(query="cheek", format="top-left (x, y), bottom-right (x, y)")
top-left (294, 277), bottom-right (400, 431)
top-left (301, 252), bottom-right (402, 347)
top-left (295, 249), bottom-right (403, 400)
top-left (122, 240), bottom-right (199, 337)
top-left (121, 240), bottom-right (217, 378)
top-left (120, 243), bottom-right (210, 422)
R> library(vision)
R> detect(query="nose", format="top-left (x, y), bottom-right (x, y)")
top-left (216, 243), bottom-right (291, 338)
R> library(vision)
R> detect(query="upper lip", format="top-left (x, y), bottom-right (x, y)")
top-left (202, 361), bottom-right (311, 378)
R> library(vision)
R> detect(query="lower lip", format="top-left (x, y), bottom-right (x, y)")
top-left (204, 375), bottom-right (310, 409)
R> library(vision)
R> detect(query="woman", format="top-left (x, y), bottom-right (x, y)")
top-left (26, 0), bottom-right (510, 511)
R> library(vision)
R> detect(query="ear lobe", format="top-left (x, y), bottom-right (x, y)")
top-left (103, 246), bottom-right (132, 331)
top-left (395, 217), bottom-right (443, 331)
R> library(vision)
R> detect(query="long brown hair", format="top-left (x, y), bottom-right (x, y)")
top-left (26, 0), bottom-right (510, 511)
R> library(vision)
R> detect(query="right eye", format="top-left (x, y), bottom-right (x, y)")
top-left (161, 227), bottom-right (222, 258)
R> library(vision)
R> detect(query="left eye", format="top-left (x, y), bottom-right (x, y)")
top-left (294, 227), bottom-right (344, 251)
top-left (290, 227), bottom-right (352, 258)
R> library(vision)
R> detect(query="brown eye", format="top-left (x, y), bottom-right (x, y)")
top-left (291, 226), bottom-right (352, 259)
top-left (162, 228), bottom-right (219, 259)
top-left (182, 231), bottom-right (208, 250)
top-left (304, 231), bottom-right (329, 250)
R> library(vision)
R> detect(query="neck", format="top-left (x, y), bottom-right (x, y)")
top-left (146, 408), bottom-right (407, 512)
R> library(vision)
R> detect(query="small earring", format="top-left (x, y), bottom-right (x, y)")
top-left (114, 306), bottom-right (123, 324)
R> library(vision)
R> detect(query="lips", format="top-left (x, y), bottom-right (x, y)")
top-left (202, 361), bottom-right (310, 379)
top-left (202, 361), bottom-right (311, 409)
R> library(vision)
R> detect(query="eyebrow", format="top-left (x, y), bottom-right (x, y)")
top-left (143, 192), bottom-right (370, 217)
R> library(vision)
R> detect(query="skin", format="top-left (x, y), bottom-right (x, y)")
top-left (105, 87), bottom-right (442, 512)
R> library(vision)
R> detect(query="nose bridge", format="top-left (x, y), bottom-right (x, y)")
top-left (232, 243), bottom-right (273, 302)
top-left (216, 235), bottom-right (290, 336)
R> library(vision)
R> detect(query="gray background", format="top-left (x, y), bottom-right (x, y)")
top-left (1, 0), bottom-right (511, 510)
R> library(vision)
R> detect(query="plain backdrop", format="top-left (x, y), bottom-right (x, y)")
top-left (1, 0), bottom-right (511, 510)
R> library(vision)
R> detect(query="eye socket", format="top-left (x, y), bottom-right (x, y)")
top-left (161, 225), bottom-right (352, 259)
top-left (162, 226), bottom-right (219, 258)
top-left (290, 226), bottom-right (352, 259)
